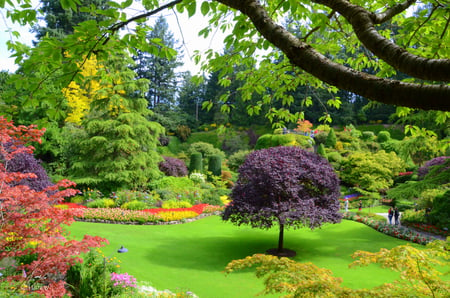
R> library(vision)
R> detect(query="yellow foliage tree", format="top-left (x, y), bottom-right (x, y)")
top-left (63, 55), bottom-right (128, 124)
top-left (225, 239), bottom-right (449, 297)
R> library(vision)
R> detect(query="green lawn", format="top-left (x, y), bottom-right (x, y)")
top-left (67, 216), bottom-right (417, 298)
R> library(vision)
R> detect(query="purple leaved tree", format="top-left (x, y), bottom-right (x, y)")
top-left (223, 146), bottom-right (341, 257)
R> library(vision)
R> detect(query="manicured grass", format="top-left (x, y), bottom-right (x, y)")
top-left (348, 205), bottom-right (391, 213)
top-left (67, 216), bottom-right (417, 297)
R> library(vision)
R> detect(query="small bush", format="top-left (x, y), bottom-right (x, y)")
top-left (361, 131), bottom-right (375, 141)
top-left (201, 189), bottom-right (223, 206)
top-left (314, 131), bottom-right (328, 145)
top-left (175, 125), bottom-right (191, 142)
top-left (377, 130), bottom-right (391, 143)
top-left (159, 156), bottom-right (188, 177)
top-left (227, 150), bottom-right (251, 171)
top-left (158, 135), bottom-right (170, 146)
top-left (121, 200), bottom-right (149, 210)
top-left (2, 144), bottom-right (54, 192)
top-left (154, 189), bottom-right (176, 201)
top-left (87, 198), bottom-right (116, 208)
top-left (189, 172), bottom-right (206, 184)
top-left (417, 156), bottom-right (450, 179)
top-left (113, 190), bottom-right (157, 207)
top-left (161, 200), bottom-right (192, 209)
top-left (70, 196), bottom-right (85, 204)
top-left (327, 151), bottom-right (342, 163)
top-left (149, 176), bottom-right (194, 192)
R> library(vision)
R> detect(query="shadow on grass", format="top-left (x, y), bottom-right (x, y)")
top-left (144, 218), bottom-right (408, 272)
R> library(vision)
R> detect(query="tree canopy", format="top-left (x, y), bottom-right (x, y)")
top-left (1, 0), bottom-right (450, 128)
top-left (223, 146), bottom-right (341, 256)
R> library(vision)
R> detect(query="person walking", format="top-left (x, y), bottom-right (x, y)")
top-left (358, 200), bottom-right (362, 211)
top-left (344, 198), bottom-right (349, 212)
top-left (388, 207), bottom-right (394, 225)
top-left (394, 207), bottom-right (400, 225)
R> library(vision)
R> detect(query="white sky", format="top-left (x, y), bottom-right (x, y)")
top-left (0, 1), bottom-right (228, 74)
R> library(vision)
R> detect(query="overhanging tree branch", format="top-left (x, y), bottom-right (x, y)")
top-left (313, 0), bottom-right (450, 82)
top-left (216, 0), bottom-right (450, 111)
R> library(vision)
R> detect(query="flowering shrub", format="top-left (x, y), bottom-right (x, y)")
top-left (203, 205), bottom-right (225, 213)
top-left (0, 117), bottom-right (105, 297)
top-left (189, 172), bottom-right (206, 184)
top-left (343, 213), bottom-right (434, 245)
top-left (162, 200), bottom-right (192, 209)
top-left (80, 208), bottom-right (162, 223)
top-left (403, 223), bottom-right (449, 237)
top-left (111, 272), bottom-right (137, 288)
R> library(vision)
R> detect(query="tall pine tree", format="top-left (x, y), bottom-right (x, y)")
top-left (133, 16), bottom-right (182, 112)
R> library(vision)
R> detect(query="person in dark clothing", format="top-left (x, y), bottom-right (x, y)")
top-left (358, 200), bottom-right (362, 211)
top-left (394, 207), bottom-right (400, 225)
top-left (388, 208), bottom-right (394, 224)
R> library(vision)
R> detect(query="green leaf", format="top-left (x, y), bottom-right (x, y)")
top-left (121, 0), bottom-right (133, 8)
top-left (327, 98), bottom-right (341, 109)
top-left (187, 0), bottom-right (196, 17)
top-left (60, 0), bottom-right (70, 10)
top-left (200, 1), bottom-right (210, 15)
top-left (202, 101), bottom-right (213, 111)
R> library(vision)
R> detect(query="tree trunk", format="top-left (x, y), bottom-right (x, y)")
top-left (278, 223), bottom-right (284, 253)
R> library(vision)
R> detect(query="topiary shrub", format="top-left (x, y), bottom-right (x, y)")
top-left (316, 143), bottom-right (326, 158)
top-left (189, 152), bottom-right (203, 173)
top-left (208, 155), bottom-right (222, 177)
top-left (325, 128), bottom-right (337, 148)
top-left (158, 156), bottom-right (188, 177)
top-left (377, 130), bottom-right (391, 143)
top-left (223, 146), bottom-right (341, 257)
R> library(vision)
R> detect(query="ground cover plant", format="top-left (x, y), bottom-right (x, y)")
top-left (66, 216), bottom-right (443, 298)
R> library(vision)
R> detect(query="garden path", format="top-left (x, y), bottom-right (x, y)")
top-left (376, 213), bottom-right (446, 241)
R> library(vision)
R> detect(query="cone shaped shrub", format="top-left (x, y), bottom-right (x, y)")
top-left (189, 152), bottom-right (203, 173)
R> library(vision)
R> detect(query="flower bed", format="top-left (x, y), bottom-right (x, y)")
top-left (59, 203), bottom-right (225, 224)
top-left (402, 222), bottom-right (449, 237)
top-left (343, 212), bottom-right (435, 245)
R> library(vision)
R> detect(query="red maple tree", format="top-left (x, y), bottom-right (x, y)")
top-left (0, 116), bottom-right (106, 297)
